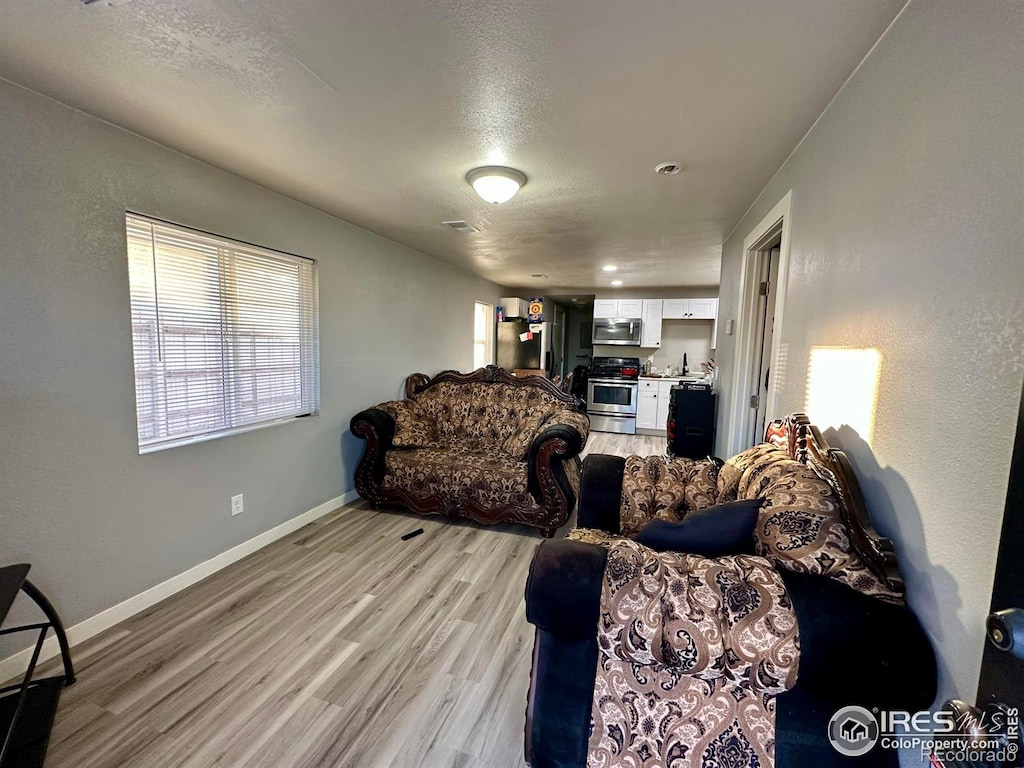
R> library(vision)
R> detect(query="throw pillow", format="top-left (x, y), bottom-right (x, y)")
top-left (380, 401), bottom-right (440, 448)
top-left (635, 498), bottom-right (763, 556)
top-left (501, 407), bottom-right (553, 459)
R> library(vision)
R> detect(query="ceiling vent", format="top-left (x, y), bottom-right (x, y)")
top-left (81, 0), bottom-right (136, 5)
top-left (530, 274), bottom-right (549, 279)
top-left (442, 220), bottom-right (479, 234)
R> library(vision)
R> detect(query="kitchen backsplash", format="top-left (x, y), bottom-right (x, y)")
top-left (593, 319), bottom-right (713, 374)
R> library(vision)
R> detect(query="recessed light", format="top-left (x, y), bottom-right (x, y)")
top-left (655, 161), bottom-right (682, 175)
top-left (602, 265), bottom-right (617, 272)
top-left (611, 280), bottom-right (623, 286)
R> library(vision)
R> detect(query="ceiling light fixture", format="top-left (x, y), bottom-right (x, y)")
top-left (467, 166), bottom-right (527, 204)
top-left (602, 265), bottom-right (618, 272)
top-left (655, 161), bottom-right (682, 175)
top-left (611, 280), bottom-right (623, 286)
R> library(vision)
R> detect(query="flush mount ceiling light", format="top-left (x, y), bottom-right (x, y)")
top-left (611, 280), bottom-right (623, 286)
top-left (466, 166), bottom-right (527, 204)
top-left (602, 265), bottom-right (618, 272)
top-left (655, 161), bottom-right (682, 175)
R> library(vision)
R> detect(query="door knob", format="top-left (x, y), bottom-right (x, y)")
top-left (987, 608), bottom-right (1024, 659)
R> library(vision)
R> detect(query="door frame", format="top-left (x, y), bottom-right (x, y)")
top-left (726, 190), bottom-right (793, 456)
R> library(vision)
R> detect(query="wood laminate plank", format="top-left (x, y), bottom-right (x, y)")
top-left (31, 434), bottom-right (673, 768)
top-left (38, 502), bottom-right (551, 768)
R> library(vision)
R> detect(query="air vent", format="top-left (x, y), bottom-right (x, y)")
top-left (530, 274), bottom-right (549, 279)
top-left (81, 0), bottom-right (136, 5)
top-left (442, 220), bottom-right (479, 234)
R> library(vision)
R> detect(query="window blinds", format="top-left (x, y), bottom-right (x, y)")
top-left (126, 214), bottom-right (319, 452)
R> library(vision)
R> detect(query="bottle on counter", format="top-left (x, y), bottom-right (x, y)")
top-left (682, 353), bottom-right (688, 376)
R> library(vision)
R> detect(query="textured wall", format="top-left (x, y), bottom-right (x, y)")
top-left (716, 0), bottom-right (1023, 705)
top-left (0, 79), bottom-right (500, 639)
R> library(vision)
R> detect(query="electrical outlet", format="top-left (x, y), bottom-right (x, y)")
top-left (231, 494), bottom-right (244, 516)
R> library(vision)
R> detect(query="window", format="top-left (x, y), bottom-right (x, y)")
top-left (126, 213), bottom-right (319, 453)
top-left (473, 301), bottom-right (493, 369)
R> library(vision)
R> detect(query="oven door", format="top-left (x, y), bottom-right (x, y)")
top-left (587, 378), bottom-right (638, 416)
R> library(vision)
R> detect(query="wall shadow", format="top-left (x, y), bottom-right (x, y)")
top-left (825, 424), bottom-right (964, 709)
top-left (339, 427), bottom-right (363, 492)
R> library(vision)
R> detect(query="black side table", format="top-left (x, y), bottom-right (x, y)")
top-left (0, 564), bottom-right (75, 768)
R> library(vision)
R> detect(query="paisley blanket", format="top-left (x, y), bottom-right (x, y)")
top-left (581, 537), bottom-right (800, 768)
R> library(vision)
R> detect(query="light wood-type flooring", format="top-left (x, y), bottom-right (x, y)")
top-left (34, 431), bottom-right (661, 768)
top-left (580, 430), bottom-right (666, 460)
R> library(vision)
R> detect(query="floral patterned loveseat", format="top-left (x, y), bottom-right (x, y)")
top-left (350, 366), bottom-right (590, 537)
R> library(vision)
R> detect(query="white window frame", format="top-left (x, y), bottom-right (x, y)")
top-left (473, 301), bottom-right (494, 369)
top-left (125, 213), bottom-right (320, 453)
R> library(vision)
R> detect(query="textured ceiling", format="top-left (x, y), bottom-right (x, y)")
top-left (0, 0), bottom-right (903, 291)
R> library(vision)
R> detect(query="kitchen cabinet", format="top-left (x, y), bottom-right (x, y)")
top-left (637, 378), bottom-right (704, 432)
top-left (637, 388), bottom-right (660, 430)
top-left (641, 300), bottom-right (662, 347)
top-left (499, 297), bottom-right (531, 319)
top-left (662, 299), bottom-right (689, 319)
top-left (688, 298), bottom-right (717, 319)
top-left (594, 299), bottom-right (643, 319)
top-left (662, 298), bottom-right (718, 319)
top-left (656, 380), bottom-right (674, 427)
top-left (636, 378), bottom-right (678, 431)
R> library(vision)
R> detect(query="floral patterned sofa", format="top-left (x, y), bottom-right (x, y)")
top-left (524, 414), bottom-right (937, 768)
top-left (350, 365), bottom-right (590, 537)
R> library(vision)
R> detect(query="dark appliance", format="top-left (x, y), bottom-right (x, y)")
top-left (667, 381), bottom-right (717, 459)
top-left (496, 318), bottom-right (552, 374)
top-left (587, 356), bottom-right (640, 434)
top-left (592, 317), bottom-right (643, 346)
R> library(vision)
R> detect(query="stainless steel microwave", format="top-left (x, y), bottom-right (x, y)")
top-left (592, 318), bottom-right (642, 346)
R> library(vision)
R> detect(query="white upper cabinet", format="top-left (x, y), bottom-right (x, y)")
top-left (661, 298), bottom-right (718, 319)
top-left (641, 300), bottom-right (663, 347)
top-left (618, 299), bottom-right (643, 318)
top-left (593, 299), bottom-right (619, 319)
top-left (688, 298), bottom-right (718, 319)
top-left (593, 299), bottom-right (643, 319)
top-left (662, 299), bottom-right (690, 319)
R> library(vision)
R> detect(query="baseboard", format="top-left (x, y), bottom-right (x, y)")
top-left (0, 489), bottom-right (359, 683)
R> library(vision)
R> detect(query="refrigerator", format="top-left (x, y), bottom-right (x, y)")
top-left (496, 318), bottom-right (553, 375)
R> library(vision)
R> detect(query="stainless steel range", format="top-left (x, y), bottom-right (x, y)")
top-left (587, 356), bottom-right (641, 434)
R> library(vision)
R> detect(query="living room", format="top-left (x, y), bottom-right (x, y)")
top-left (1, 1), bottom-right (1021, 767)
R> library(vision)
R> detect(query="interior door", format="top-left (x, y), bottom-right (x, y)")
top-left (976, 380), bottom-right (1024, 712)
top-left (751, 247), bottom-right (780, 444)
top-left (552, 305), bottom-right (566, 379)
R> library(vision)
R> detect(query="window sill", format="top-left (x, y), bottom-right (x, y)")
top-left (139, 412), bottom-right (317, 454)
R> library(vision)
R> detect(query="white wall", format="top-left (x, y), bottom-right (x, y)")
top-left (0, 78), bottom-right (501, 644)
top-left (716, 0), bottom-right (1023, 706)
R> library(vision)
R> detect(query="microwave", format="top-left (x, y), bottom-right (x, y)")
top-left (592, 318), bottom-right (643, 346)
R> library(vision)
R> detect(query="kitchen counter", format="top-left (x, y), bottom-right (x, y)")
top-left (638, 375), bottom-right (705, 382)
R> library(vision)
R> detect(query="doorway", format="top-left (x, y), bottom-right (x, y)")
top-left (751, 241), bottom-right (782, 445)
top-left (551, 303), bottom-right (567, 379)
top-left (726, 191), bottom-right (793, 456)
